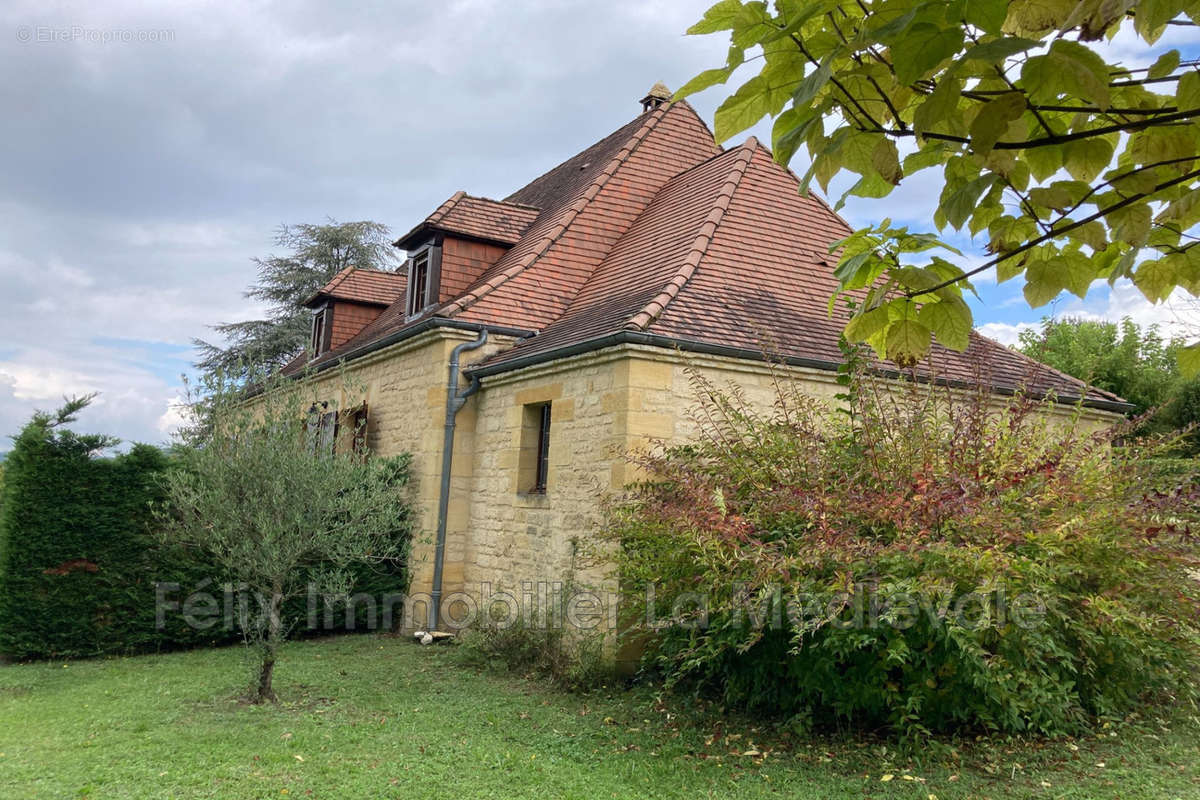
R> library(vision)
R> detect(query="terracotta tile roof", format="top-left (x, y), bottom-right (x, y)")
top-left (447, 102), bottom-right (724, 329)
top-left (503, 113), bottom-right (656, 209)
top-left (395, 192), bottom-right (540, 247)
top-left (290, 96), bottom-right (1125, 410)
top-left (478, 142), bottom-right (757, 364)
top-left (304, 267), bottom-right (406, 307)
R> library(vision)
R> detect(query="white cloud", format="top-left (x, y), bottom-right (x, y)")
top-left (975, 321), bottom-right (1038, 348)
top-left (976, 282), bottom-right (1200, 351)
top-left (0, 341), bottom-right (187, 446)
top-left (1054, 282), bottom-right (1200, 342)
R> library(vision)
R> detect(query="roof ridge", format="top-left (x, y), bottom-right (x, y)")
top-left (502, 110), bottom-right (652, 204)
top-left (426, 190), bottom-right (467, 225)
top-left (437, 104), bottom-right (672, 319)
top-left (322, 265), bottom-right (356, 293)
top-left (343, 266), bottom-right (404, 276)
top-left (461, 194), bottom-right (542, 212)
top-left (749, 135), bottom-right (852, 238)
top-left (623, 138), bottom-right (757, 332)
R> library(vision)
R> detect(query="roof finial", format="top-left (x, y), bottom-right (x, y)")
top-left (640, 81), bottom-right (672, 112)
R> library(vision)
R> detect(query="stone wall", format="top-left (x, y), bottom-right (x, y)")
top-left (453, 343), bottom-right (1118, 629)
top-left (295, 327), bottom-right (519, 622)
top-left (293, 332), bottom-right (1119, 633)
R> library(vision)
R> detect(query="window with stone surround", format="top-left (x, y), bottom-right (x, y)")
top-left (518, 402), bottom-right (551, 494)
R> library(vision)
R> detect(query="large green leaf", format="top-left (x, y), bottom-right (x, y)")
top-left (1062, 137), bottom-right (1115, 183)
top-left (1148, 49), bottom-right (1180, 79)
top-left (1179, 70), bottom-right (1200, 110)
top-left (844, 304), bottom-right (892, 342)
top-left (885, 316), bottom-right (932, 365)
top-left (687, 0), bottom-right (747, 34)
top-left (771, 106), bottom-right (821, 165)
top-left (961, 36), bottom-right (1041, 63)
top-left (872, 138), bottom-right (902, 184)
top-left (1132, 256), bottom-right (1179, 302)
top-left (1060, 250), bottom-right (1097, 298)
top-left (1022, 40), bottom-right (1111, 107)
top-left (675, 68), bottom-right (733, 100)
top-left (792, 59), bottom-right (832, 106)
top-left (1179, 341), bottom-right (1200, 379)
top-left (917, 298), bottom-right (972, 351)
top-left (889, 23), bottom-right (964, 86)
top-left (713, 76), bottom-right (773, 142)
top-left (941, 175), bottom-right (995, 229)
top-left (1135, 0), bottom-right (1190, 40)
top-left (1023, 258), bottom-right (1066, 307)
top-left (969, 91), bottom-right (1026, 154)
top-left (913, 76), bottom-right (963, 139)
top-left (1108, 204), bottom-right (1152, 247)
top-left (1005, 0), bottom-right (1076, 34)
top-left (964, 0), bottom-right (1011, 34)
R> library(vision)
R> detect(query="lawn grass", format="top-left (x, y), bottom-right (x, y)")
top-left (0, 634), bottom-right (1197, 799)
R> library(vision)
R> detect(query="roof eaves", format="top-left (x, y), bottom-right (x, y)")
top-left (623, 138), bottom-right (757, 332)
top-left (436, 104), bottom-right (673, 320)
top-left (465, 329), bottom-right (1135, 414)
top-left (294, 317), bottom-right (535, 377)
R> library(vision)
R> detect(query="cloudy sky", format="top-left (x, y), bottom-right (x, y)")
top-left (1, 1), bottom-right (1197, 449)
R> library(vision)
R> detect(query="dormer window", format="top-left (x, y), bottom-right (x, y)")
top-left (404, 243), bottom-right (442, 319)
top-left (311, 304), bottom-right (332, 355)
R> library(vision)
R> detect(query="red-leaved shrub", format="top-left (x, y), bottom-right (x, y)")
top-left (607, 358), bottom-right (1200, 737)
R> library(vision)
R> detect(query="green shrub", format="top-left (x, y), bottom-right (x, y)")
top-left (608, 363), bottom-right (1200, 738)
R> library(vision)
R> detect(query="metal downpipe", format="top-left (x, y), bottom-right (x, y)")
top-left (429, 328), bottom-right (488, 631)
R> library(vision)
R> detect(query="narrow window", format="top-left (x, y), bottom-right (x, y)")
top-left (349, 403), bottom-right (369, 456)
top-left (318, 410), bottom-right (338, 454)
top-left (306, 403), bottom-right (338, 455)
top-left (404, 243), bottom-right (442, 318)
top-left (311, 307), bottom-right (330, 354)
top-left (534, 403), bottom-right (551, 493)
top-left (407, 249), bottom-right (431, 317)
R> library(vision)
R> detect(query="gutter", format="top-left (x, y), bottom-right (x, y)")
top-left (296, 317), bottom-right (533, 378)
top-left (464, 330), bottom-right (1135, 415)
top-left (429, 328), bottom-right (490, 632)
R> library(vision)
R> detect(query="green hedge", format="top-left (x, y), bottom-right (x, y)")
top-left (0, 414), bottom-right (408, 661)
top-left (0, 415), bottom-right (220, 659)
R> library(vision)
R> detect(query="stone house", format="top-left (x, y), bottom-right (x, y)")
top-left (284, 84), bottom-right (1127, 632)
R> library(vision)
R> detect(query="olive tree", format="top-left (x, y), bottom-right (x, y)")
top-left (679, 0), bottom-right (1200, 373)
top-left (158, 373), bottom-right (413, 703)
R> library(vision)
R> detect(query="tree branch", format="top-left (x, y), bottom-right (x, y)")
top-left (789, 33), bottom-right (888, 133)
top-left (898, 107), bottom-right (1200, 149)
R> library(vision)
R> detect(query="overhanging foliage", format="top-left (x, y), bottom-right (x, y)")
top-left (679, 0), bottom-right (1200, 372)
